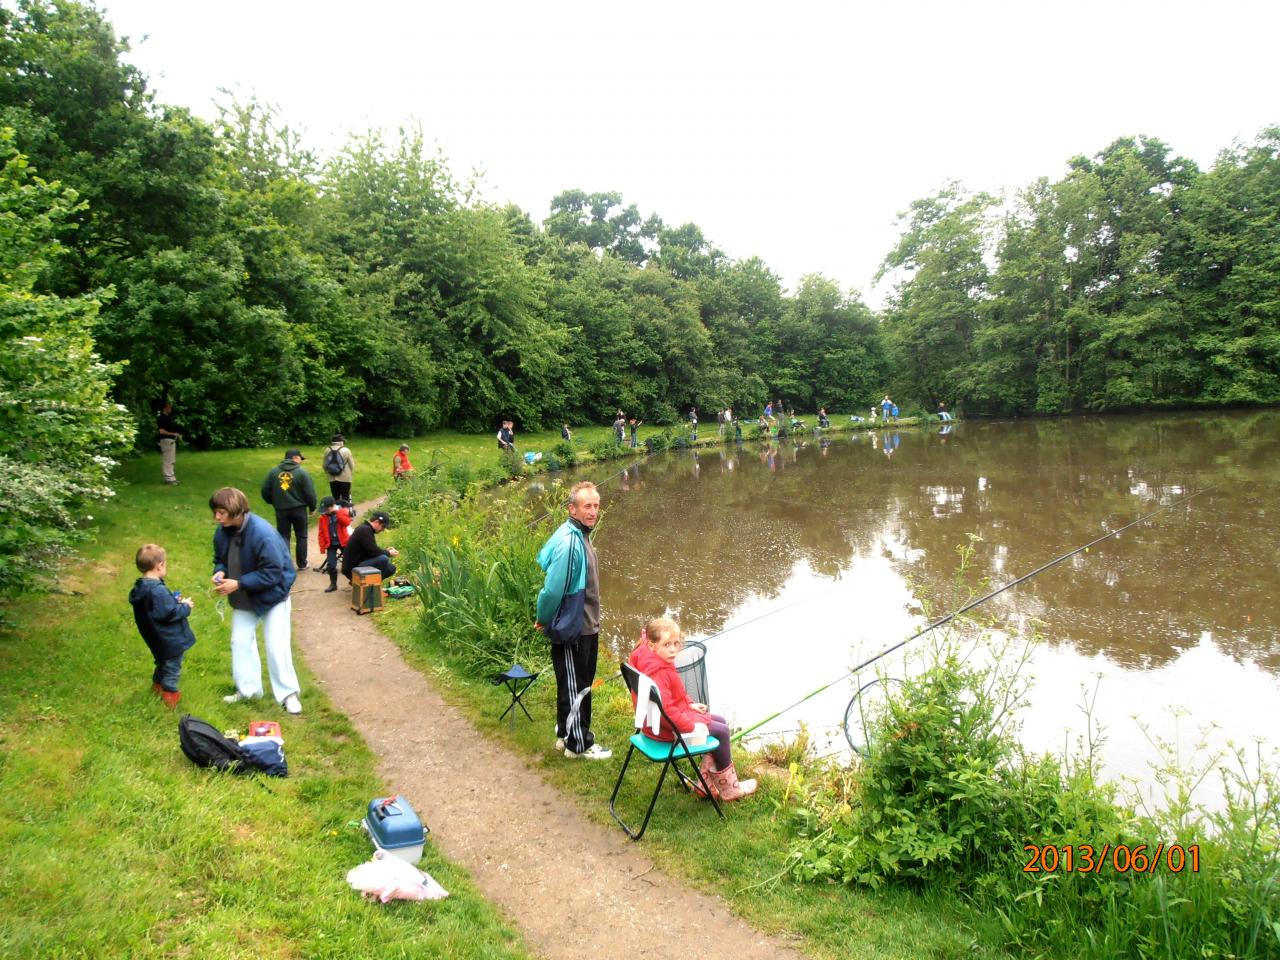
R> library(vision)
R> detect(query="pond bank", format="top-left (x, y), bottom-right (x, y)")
top-left (292, 507), bottom-right (806, 960)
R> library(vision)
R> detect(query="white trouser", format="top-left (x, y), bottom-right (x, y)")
top-left (229, 597), bottom-right (300, 703)
top-left (159, 438), bottom-right (177, 481)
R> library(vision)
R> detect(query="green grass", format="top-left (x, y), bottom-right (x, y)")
top-left (0, 449), bottom-right (534, 960)
top-left (0, 416), bottom-right (950, 959)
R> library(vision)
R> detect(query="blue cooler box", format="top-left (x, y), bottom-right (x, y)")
top-left (363, 795), bottom-right (427, 864)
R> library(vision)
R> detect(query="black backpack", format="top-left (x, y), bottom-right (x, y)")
top-left (178, 714), bottom-right (286, 777)
top-left (179, 714), bottom-right (249, 772)
top-left (323, 446), bottom-right (345, 477)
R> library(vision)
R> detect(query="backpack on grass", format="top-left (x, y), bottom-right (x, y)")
top-left (178, 714), bottom-right (287, 777)
top-left (323, 447), bottom-right (346, 477)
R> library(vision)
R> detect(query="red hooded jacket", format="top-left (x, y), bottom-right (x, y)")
top-left (627, 642), bottom-right (704, 741)
top-left (317, 507), bottom-right (352, 552)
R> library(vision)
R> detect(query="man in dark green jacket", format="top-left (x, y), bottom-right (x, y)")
top-left (261, 448), bottom-right (317, 570)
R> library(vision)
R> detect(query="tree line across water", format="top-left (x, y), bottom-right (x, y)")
top-left (7, 2), bottom-right (1280, 444)
top-left (2, 0), bottom-right (1278, 592)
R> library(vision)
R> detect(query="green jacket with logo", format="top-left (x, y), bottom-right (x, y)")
top-left (261, 461), bottom-right (317, 513)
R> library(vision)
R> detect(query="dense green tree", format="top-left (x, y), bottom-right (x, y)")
top-left (0, 131), bottom-right (134, 595)
top-left (1173, 129), bottom-right (1280, 404)
top-left (544, 189), bottom-right (661, 265)
top-left (878, 184), bottom-right (995, 410)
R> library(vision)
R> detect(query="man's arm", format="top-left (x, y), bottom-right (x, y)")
top-left (534, 535), bottom-right (575, 625)
top-left (302, 471), bottom-right (317, 511)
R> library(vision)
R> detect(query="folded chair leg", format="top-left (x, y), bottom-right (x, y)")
top-left (609, 745), bottom-right (645, 840)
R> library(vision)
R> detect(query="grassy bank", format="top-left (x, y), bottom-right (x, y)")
top-left (0, 450), bottom-right (534, 959)
top-left (378, 459), bottom-right (1005, 960)
top-left (0, 415), bottom-right (949, 959)
top-left (375, 601), bottom-right (1002, 960)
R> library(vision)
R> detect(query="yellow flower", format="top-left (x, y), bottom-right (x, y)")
top-left (451, 536), bottom-right (460, 547)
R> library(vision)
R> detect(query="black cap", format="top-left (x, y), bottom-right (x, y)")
top-left (319, 495), bottom-right (336, 510)
top-left (286, 448), bottom-right (305, 460)
top-left (369, 510), bottom-right (390, 526)
top-left (331, 433), bottom-right (344, 444)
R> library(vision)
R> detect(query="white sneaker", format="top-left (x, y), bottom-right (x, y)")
top-left (282, 694), bottom-right (302, 715)
top-left (223, 691), bottom-right (258, 704)
top-left (554, 728), bottom-right (565, 752)
top-left (565, 743), bottom-right (611, 760)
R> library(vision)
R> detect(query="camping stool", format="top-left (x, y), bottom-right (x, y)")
top-left (351, 566), bottom-right (384, 615)
top-left (490, 664), bottom-right (539, 731)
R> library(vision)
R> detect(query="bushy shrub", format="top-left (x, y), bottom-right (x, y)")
top-left (644, 429), bottom-right (676, 453)
top-left (552, 440), bottom-right (576, 467)
top-left (786, 627), bottom-right (1280, 959)
top-left (0, 135), bottom-right (135, 598)
top-left (498, 447), bottom-right (524, 478)
top-left (588, 436), bottom-right (628, 462)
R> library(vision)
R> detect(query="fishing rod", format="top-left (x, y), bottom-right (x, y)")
top-left (729, 485), bottom-right (1213, 745)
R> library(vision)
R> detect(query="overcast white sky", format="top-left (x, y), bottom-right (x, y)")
top-left (100, 1), bottom-right (1278, 305)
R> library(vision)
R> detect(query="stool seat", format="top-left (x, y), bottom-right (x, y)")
top-left (490, 664), bottom-right (540, 729)
top-left (351, 566), bottom-right (384, 615)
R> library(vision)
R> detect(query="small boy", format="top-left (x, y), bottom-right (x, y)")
top-left (129, 544), bottom-right (197, 709)
top-left (316, 495), bottom-right (352, 593)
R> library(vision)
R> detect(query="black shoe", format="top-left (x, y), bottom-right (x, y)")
top-left (313, 563), bottom-right (328, 573)
top-left (324, 584), bottom-right (338, 593)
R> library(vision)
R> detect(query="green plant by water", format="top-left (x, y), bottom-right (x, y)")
top-left (784, 621), bottom-right (1280, 958)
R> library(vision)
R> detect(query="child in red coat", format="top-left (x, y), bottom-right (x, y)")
top-left (627, 616), bottom-right (756, 801)
top-left (316, 496), bottom-right (352, 592)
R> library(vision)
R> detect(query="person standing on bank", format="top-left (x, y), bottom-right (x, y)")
top-left (209, 487), bottom-right (302, 714)
top-left (342, 510), bottom-right (399, 580)
top-left (497, 420), bottom-right (516, 452)
top-left (392, 443), bottom-right (413, 480)
top-left (262, 448), bottom-right (317, 572)
top-left (157, 401), bottom-right (182, 485)
top-left (535, 481), bottom-right (610, 760)
top-left (322, 433), bottom-right (355, 505)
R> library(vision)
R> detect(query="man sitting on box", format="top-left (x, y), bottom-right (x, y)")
top-left (342, 510), bottom-right (399, 580)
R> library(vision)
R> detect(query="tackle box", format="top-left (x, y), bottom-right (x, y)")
top-left (363, 795), bottom-right (428, 863)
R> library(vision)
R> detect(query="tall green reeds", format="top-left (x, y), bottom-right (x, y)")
top-left (388, 475), bottom-right (563, 676)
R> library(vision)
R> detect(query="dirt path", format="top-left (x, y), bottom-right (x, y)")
top-left (291, 508), bottom-right (802, 960)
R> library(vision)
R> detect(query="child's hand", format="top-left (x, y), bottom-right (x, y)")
top-left (182, 597), bottom-right (195, 609)
top-left (691, 702), bottom-right (709, 713)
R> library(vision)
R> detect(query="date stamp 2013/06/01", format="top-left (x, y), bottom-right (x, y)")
top-left (1023, 844), bottom-right (1200, 875)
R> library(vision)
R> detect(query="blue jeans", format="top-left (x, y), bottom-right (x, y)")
top-left (356, 554), bottom-right (397, 579)
top-left (152, 653), bottom-right (185, 693)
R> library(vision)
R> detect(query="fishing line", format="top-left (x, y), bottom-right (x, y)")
top-left (728, 485), bottom-right (1213, 745)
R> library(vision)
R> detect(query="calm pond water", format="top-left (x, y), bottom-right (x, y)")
top-left (574, 410), bottom-right (1279, 791)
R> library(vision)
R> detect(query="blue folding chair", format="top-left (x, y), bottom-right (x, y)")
top-left (609, 663), bottom-right (724, 840)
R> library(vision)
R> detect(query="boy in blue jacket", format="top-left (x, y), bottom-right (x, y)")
top-left (129, 543), bottom-right (197, 709)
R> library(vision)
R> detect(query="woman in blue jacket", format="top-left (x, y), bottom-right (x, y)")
top-left (209, 487), bottom-right (303, 715)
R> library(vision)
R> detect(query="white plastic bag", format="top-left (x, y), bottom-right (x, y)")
top-left (346, 849), bottom-right (449, 903)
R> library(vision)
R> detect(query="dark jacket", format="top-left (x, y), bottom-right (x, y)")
top-left (342, 520), bottom-right (388, 576)
top-left (129, 576), bottom-right (197, 660)
top-left (212, 511), bottom-right (297, 615)
top-left (261, 460), bottom-right (317, 513)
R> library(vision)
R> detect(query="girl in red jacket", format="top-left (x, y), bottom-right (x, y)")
top-left (627, 616), bottom-right (757, 801)
top-left (316, 495), bottom-right (352, 592)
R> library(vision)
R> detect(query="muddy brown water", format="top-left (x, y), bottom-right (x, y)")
top-left (561, 410), bottom-right (1279, 792)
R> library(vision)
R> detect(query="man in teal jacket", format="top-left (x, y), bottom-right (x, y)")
top-left (536, 481), bottom-right (610, 760)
